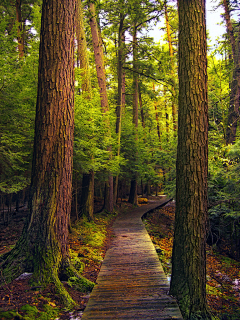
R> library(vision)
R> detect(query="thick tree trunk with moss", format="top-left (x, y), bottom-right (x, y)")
top-left (169, 0), bottom-right (211, 318)
top-left (88, 1), bottom-right (113, 213)
top-left (0, 0), bottom-right (94, 307)
top-left (128, 24), bottom-right (138, 206)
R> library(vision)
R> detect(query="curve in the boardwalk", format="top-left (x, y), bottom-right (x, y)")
top-left (82, 198), bottom-right (183, 320)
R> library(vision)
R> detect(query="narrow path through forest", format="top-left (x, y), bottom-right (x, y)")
top-left (82, 199), bottom-right (183, 319)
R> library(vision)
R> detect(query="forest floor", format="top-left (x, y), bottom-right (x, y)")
top-left (0, 199), bottom-right (136, 320)
top-left (0, 198), bottom-right (240, 319)
top-left (144, 202), bottom-right (240, 320)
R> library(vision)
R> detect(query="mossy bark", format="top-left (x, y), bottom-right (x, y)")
top-left (169, 0), bottom-right (211, 318)
top-left (0, 0), bottom-right (93, 308)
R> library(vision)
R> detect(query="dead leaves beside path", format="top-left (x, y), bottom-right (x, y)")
top-left (144, 203), bottom-right (240, 320)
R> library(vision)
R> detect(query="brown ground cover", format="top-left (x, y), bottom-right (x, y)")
top-left (0, 200), bottom-right (137, 319)
top-left (2, 199), bottom-right (239, 319)
top-left (144, 203), bottom-right (240, 320)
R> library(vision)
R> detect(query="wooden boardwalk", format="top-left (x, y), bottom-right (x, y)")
top-left (82, 199), bottom-right (183, 319)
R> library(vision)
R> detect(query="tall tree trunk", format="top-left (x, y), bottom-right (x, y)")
top-left (16, 0), bottom-right (24, 58)
top-left (88, 2), bottom-right (108, 112)
top-left (128, 24), bottom-right (138, 206)
top-left (1, 0), bottom-right (93, 307)
top-left (76, 0), bottom-right (92, 94)
top-left (169, 0), bottom-right (211, 318)
top-left (139, 90), bottom-right (145, 129)
top-left (114, 13), bottom-right (125, 204)
top-left (164, 0), bottom-right (177, 132)
top-left (76, 0), bottom-right (94, 218)
top-left (88, 1), bottom-right (113, 212)
top-left (223, 0), bottom-right (240, 145)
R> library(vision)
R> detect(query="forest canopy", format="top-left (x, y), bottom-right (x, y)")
top-left (0, 0), bottom-right (239, 244)
top-left (0, 0), bottom-right (239, 250)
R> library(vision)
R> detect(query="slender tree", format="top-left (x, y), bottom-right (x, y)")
top-left (223, 0), bottom-right (240, 145)
top-left (0, 0), bottom-right (93, 307)
top-left (169, 0), bottom-right (211, 318)
top-left (128, 23), bottom-right (139, 205)
top-left (88, 1), bottom-right (114, 213)
top-left (76, 0), bottom-right (94, 220)
top-left (164, 0), bottom-right (177, 132)
top-left (114, 10), bottom-right (125, 204)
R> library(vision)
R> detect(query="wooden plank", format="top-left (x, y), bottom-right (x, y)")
top-left (82, 199), bottom-right (183, 320)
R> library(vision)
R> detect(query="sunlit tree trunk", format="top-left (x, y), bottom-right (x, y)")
top-left (169, 0), bottom-right (211, 318)
top-left (88, 1), bottom-right (113, 212)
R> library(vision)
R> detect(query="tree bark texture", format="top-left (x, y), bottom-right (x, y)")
top-left (1, 0), bottom-right (93, 307)
top-left (169, 0), bottom-right (211, 318)
top-left (88, 2), bottom-right (109, 113)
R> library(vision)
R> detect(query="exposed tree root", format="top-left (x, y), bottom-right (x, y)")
top-left (0, 250), bottom-right (94, 309)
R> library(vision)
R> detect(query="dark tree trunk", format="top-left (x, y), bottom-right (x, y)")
top-left (169, 0), bottom-right (211, 318)
top-left (80, 172), bottom-right (94, 220)
top-left (1, 0), bottom-right (93, 307)
top-left (128, 180), bottom-right (138, 205)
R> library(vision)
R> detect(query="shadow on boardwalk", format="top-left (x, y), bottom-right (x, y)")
top-left (82, 198), bottom-right (183, 320)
